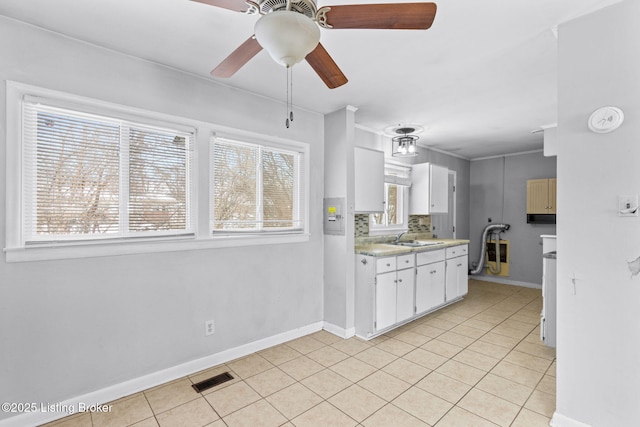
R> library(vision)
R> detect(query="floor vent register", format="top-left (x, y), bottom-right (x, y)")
top-left (192, 372), bottom-right (234, 393)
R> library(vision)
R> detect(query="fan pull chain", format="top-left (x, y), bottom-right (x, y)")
top-left (290, 66), bottom-right (294, 124)
top-left (285, 66), bottom-right (294, 128)
top-left (285, 66), bottom-right (289, 128)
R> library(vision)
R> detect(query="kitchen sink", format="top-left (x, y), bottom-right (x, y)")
top-left (391, 240), bottom-right (444, 247)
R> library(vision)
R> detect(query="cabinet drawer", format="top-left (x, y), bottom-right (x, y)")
top-left (416, 249), bottom-right (445, 265)
top-left (397, 254), bottom-right (415, 269)
top-left (446, 245), bottom-right (468, 259)
top-left (376, 257), bottom-right (397, 273)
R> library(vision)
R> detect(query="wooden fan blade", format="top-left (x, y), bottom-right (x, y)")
top-left (305, 43), bottom-right (348, 89)
top-left (190, 0), bottom-right (250, 13)
top-left (211, 36), bottom-right (262, 78)
top-left (323, 3), bottom-right (437, 30)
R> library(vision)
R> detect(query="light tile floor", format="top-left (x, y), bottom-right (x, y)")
top-left (43, 279), bottom-right (555, 427)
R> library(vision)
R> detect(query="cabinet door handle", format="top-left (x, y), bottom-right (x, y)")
top-left (457, 263), bottom-right (462, 267)
top-left (398, 279), bottom-right (403, 283)
top-left (405, 260), bottom-right (410, 263)
top-left (386, 263), bottom-right (391, 267)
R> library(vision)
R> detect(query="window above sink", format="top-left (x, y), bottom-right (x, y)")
top-left (369, 163), bottom-right (411, 235)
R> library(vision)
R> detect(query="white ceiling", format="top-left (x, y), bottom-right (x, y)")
top-left (0, 0), bottom-right (622, 159)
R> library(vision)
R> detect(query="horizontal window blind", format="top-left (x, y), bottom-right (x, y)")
top-left (211, 138), bottom-right (304, 233)
top-left (128, 127), bottom-right (191, 233)
top-left (385, 163), bottom-right (412, 186)
top-left (212, 140), bottom-right (258, 230)
top-left (22, 102), bottom-right (193, 243)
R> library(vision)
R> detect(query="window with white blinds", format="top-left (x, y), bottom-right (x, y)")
top-left (22, 102), bottom-right (193, 243)
top-left (211, 137), bottom-right (304, 233)
top-left (6, 82), bottom-right (310, 260)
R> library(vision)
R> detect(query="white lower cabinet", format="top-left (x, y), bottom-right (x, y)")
top-left (374, 254), bottom-right (415, 330)
top-left (416, 250), bottom-right (446, 314)
top-left (396, 267), bottom-right (415, 323)
top-left (445, 255), bottom-right (468, 300)
top-left (445, 245), bottom-right (469, 301)
top-left (356, 244), bottom-right (469, 339)
top-left (375, 271), bottom-right (397, 331)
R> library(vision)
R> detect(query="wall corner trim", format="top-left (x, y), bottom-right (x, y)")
top-left (323, 322), bottom-right (356, 339)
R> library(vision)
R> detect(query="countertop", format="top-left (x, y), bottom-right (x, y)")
top-left (355, 238), bottom-right (470, 257)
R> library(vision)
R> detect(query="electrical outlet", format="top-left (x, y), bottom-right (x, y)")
top-left (618, 195), bottom-right (639, 217)
top-left (205, 320), bottom-right (215, 336)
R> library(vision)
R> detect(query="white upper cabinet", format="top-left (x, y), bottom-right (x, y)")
top-left (430, 164), bottom-right (449, 213)
top-left (409, 163), bottom-right (449, 214)
top-left (354, 147), bottom-right (384, 213)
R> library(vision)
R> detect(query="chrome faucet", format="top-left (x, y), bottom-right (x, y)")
top-left (394, 231), bottom-right (407, 243)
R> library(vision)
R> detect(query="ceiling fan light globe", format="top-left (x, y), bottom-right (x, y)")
top-left (254, 11), bottom-right (320, 67)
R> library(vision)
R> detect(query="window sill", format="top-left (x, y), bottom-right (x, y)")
top-left (4, 233), bottom-right (310, 263)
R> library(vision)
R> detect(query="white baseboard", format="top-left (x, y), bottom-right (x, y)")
top-left (471, 275), bottom-right (542, 289)
top-left (550, 411), bottom-right (592, 427)
top-left (322, 321), bottom-right (355, 339)
top-left (0, 321), bottom-right (324, 427)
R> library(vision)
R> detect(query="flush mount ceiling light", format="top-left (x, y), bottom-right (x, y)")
top-left (385, 124), bottom-right (423, 157)
top-left (392, 130), bottom-right (419, 157)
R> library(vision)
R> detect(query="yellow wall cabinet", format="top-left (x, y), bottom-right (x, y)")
top-left (527, 178), bottom-right (556, 223)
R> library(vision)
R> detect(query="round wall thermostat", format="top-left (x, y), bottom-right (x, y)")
top-left (588, 106), bottom-right (624, 133)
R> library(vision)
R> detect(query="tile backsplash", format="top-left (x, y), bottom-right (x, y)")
top-left (354, 214), bottom-right (431, 237)
top-left (354, 214), bottom-right (370, 237)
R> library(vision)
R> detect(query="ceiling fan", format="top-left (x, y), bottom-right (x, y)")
top-left (192, 0), bottom-right (437, 89)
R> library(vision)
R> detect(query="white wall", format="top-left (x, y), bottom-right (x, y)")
top-left (555, 1), bottom-right (640, 425)
top-left (323, 107), bottom-right (357, 335)
top-left (0, 16), bottom-right (325, 423)
top-left (469, 152), bottom-right (556, 286)
top-left (322, 115), bottom-right (382, 336)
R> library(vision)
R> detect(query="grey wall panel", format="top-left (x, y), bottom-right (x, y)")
top-left (469, 152), bottom-right (556, 285)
